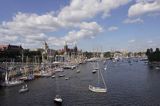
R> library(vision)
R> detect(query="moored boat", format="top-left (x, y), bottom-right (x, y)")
top-left (19, 84), bottom-right (29, 93)
top-left (54, 95), bottom-right (62, 103)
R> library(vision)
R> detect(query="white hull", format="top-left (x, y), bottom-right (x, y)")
top-left (41, 71), bottom-right (52, 77)
top-left (89, 85), bottom-right (107, 93)
top-left (65, 77), bottom-right (69, 80)
top-left (92, 69), bottom-right (97, 73)
top-left (59, 74), bottom-right (65, 77)
top-left (54, 95), bottom-right (62, 103)
top-left (1, 80), bottom-right (24, 87)
top-left (19, 75), bottom-right (34, 81)
top-left (54, 98), bottom-right (62, 103)
top-left (51, 75), bottom-right (55, 78)
top-left (76, 70), bottom-right (80, 73)
top-left (19, 88), bottom-right (29, 93)
top-left (55, 68), bottom-right (63, 72)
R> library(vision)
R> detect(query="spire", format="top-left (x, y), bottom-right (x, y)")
top-left (44, 41), bottom-right (49, 50)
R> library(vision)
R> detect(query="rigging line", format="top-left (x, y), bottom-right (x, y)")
top-left (100, 68), bottom-right (107, 89)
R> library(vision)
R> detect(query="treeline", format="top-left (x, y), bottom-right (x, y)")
top-left (146, 48), bottom-right (160, 62)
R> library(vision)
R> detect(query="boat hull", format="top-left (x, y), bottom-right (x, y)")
top-left (19, 88), bottom-right (29, 93)
top-left (1, 81), bottom-right (24, 87)
top-left (89, 85), bottom-right (107, 93)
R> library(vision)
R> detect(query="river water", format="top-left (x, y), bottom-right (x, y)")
top-left (1, 59), bottom-right (160, 106)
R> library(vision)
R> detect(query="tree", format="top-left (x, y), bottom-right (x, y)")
top-left (146, 48), bottom-right (160, 62)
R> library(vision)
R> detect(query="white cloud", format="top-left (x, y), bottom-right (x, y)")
top-left (123, 18), bottom-right (144, 24)
top-left (58, 0), bottom-right (129, 21)
top-left (128, 0), bottom-right (160, 17)
top-left (147, 40), bottom-right (153, 43)
top-left (107, 26), bottom-right (119, 31)
top-left (0, 0), bottom-right (130, 48)
top-left (128, 39), bottom-right (135, 43)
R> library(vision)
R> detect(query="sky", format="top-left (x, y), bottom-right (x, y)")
top-left (0, 0), bottom-right (160, 52)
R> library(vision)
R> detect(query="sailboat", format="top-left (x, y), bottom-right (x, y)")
top-left (20, 56), bottom-right (35, 81)
top-left (54, 73), bottom-right (63, 103)
top-left (1, 71), bottom-right (24, 87)
top-left (89, 63), bottom-right (107, 93)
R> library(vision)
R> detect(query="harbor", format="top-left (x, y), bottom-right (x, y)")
top-left (1, 58), bottom-right (160, 106)
top-left (0, 0), bottom-right (160, 105)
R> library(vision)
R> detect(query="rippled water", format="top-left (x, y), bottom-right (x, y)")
top-left (1, 59), bottom-right (160, 106)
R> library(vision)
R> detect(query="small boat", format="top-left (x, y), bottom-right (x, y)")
top-left (51, 75), bottom-right (55, 78)
top-left (63, 65), bottom-right (76, 70)
top-left (54, 95), bottom-right (62, 103)
top-left (59, 74), bottom-right (65, 77)
top-left (41, 71), bottom-right (52, 77)
top-left (76, 69), bottom-right (80, 73)
top-left (104, 67), bottom-right (107, 71)
top-left (20, 74), bottom-right (35, 81)
top-left (55, 68), bottom-right (63, 72)
top-left (19, 84), bottom-right (29, 93)
top-left (92, 69), bottom-right (97, 73)
top-left (65, 77), bottom-right (69, 80)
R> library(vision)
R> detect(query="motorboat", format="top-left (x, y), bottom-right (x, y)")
top-left (92, 69), bottom-right (97, 73)
top-left (76, 69), bottom-right (80, 73)
top-left (59, 74), bottom-right (65, 77)
top-left (51, 75), bottom-right (55, 78)
top-left (55, 67), bottom-right (63, 72)
top-left (19, 84), bottom-right (29, 93)
top-left (54, 95), bottom-right (62, 103)
top-left (65, 77), bottom-right (69, 80)
top-left (19, 74), bottom-right (34, 81)
top-left (41, 70), bottom-right (52, 77)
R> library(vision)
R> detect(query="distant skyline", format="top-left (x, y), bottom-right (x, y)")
top-left (0, 0), bottom-right (160, 52)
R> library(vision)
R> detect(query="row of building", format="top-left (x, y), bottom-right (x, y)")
top-left (0, 42), bottom-right (80, 63)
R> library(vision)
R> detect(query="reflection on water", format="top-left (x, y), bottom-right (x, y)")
top-left (1, 59), bottom-right (160, 106)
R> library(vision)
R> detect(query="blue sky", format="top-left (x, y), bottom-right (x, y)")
top-left (0, 0), bottom-right (160, 52)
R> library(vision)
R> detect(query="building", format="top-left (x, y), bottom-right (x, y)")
top-left (0, 44), bottom-right (22, 53)
top-left (63, 43), bottom-right (78, 57)
top-left (0, 44), bottom-right (23, 62)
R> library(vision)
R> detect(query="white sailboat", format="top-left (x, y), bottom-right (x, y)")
top-left (89, 63), bottom-right (107, 93)
top-left (2, 71), bottom-right (24, 87)
top-left (54, 73), bottom-right (63, 103)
